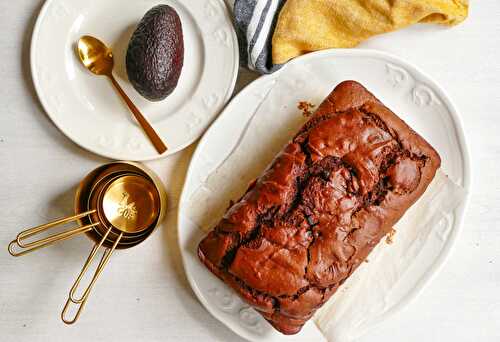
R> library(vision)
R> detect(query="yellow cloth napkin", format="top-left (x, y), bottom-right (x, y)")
top-left (272, 0), bottom-right (468, 65)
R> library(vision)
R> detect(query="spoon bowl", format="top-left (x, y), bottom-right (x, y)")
top-left (77, 35), bottom-right (114, 76)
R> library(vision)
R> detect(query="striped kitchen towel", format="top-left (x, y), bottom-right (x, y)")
top-left (234, 0), bottom-right (286, 74)
top-left (233, 0), bottom-right (468, 75)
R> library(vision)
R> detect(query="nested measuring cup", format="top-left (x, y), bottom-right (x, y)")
top-left (75, 169), bottom-right (159, 249)
top-left (62, 172), bottom-right (161, 323)
top-left (8, 162), bottom-right (167, 324)
top-left (86, 171), bottom-right (153, 244)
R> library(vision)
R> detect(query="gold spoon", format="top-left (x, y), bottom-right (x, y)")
top-left (77, 35), bottom-right (167, 154)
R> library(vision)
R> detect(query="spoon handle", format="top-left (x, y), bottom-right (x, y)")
top-left (108, 74), bottom-right (168, 154)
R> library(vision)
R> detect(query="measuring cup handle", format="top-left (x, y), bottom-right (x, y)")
top-left (61, 231), bottom-right (122, 324)
top-left (61, 246), bottom-right (108, 324)
top-left (8, 210), bottom-right (98, 257)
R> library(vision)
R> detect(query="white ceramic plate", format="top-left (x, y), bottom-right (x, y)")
top-left (31, 0), bottom-right (238, 160)
top-left (178, 49), bottom-right (470, 341)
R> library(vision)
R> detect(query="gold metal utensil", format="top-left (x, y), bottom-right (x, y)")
top-left (61, 174), bottom-right (160, 324)
top-left (7, 170), bottom-right (141, 256)
top-left (8, 162), bottom-right (167, 324)
top-left (77, 35), bottom-right (168, 154)
top-left (91, 175), bottom-right (156, 241)
top-left (75, 165), bottom-right (160, 248)
top-left (7, 212), bottom-right (99, 257)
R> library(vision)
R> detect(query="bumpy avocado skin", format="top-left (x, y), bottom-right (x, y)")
top-left (126, 5), bottom-right (184, 101)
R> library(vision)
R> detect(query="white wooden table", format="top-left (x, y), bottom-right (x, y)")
top-left (1, 1), bottom-right (499, 341)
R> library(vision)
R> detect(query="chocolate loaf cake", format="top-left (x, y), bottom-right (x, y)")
top-left (198, 81), bottom-right (441, 335)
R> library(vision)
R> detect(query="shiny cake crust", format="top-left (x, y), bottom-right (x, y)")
top-left (198, 81), bottom-right (441, 334)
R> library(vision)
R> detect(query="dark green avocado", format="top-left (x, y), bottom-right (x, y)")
top-left (126, 5), bottom-right (184, 101)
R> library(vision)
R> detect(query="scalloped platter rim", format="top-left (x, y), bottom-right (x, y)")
top-left (178, 49), bottom-right (471, 341)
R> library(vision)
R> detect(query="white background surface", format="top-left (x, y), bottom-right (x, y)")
top-left (0, 1), bottom-right (498, 342)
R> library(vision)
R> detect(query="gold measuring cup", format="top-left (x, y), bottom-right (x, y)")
top-left (62, 173), bottom-right (161, 323)
top-left (7, 162), bottom-right (163, 254)
top-left (8, 162), bottom-right (167, 324)
top-left (86, 172), bottom-right (152, 243)
top-left (76, 170), bottom-right (158, 248)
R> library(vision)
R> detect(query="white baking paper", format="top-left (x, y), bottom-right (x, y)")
top-left (313, 169), bottom-right (465, 341)
top-left (187, 62), bottom-right (466, 341)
